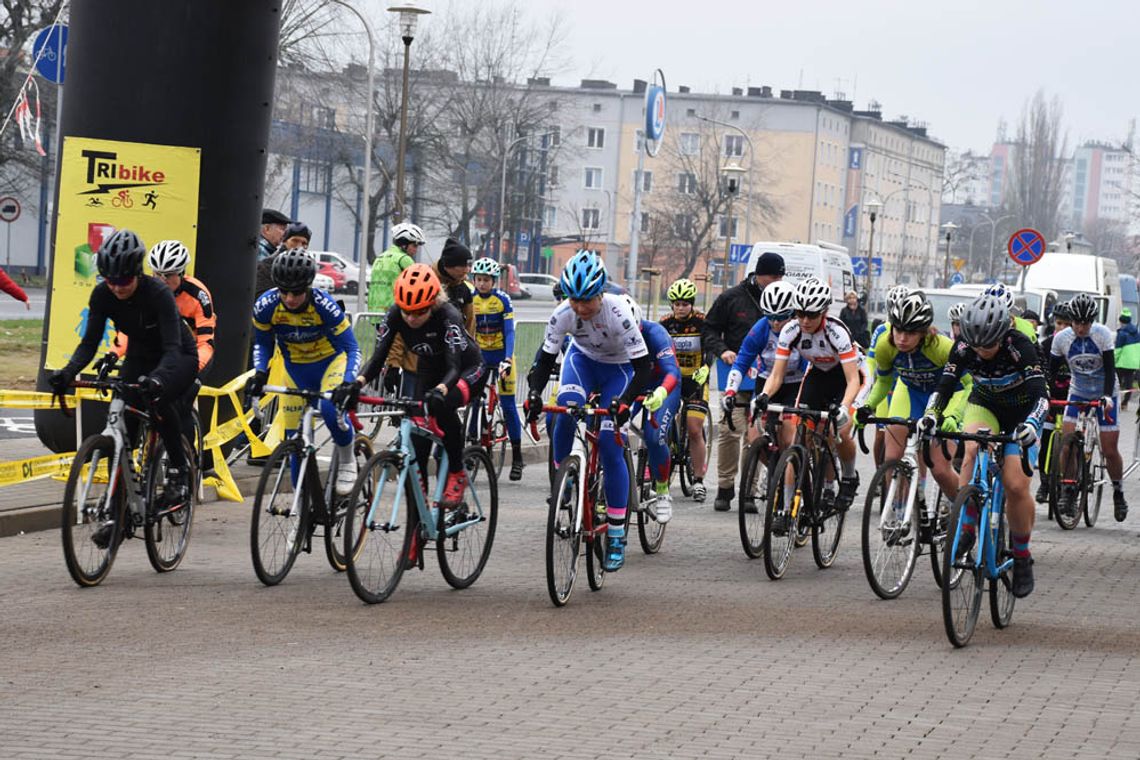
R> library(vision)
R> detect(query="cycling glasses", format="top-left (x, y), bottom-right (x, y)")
top-left (401, 306), bottom-right (431, 318)
top-left (281, 288), bottom-right (309, 297)
top-left (104, 275), bottom-right (135, 287)
top-left (768, 310), bottom-right (794, 322)
top-left (795, 310), bottom-right (824, 319)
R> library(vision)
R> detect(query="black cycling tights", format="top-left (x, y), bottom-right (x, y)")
top-left (412, 376), bottom-right (488, 477)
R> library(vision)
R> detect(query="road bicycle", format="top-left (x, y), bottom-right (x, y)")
top-left (343, 393), bottom-right (498, 604)
top-left (1050, 399), bottom-right (1107, 530)
top-left (857, 416), bottom-right (951, 599)
top-left (669, 394), bottom-right (713, 498)
top-left (540, 400), bottom-right (636, 607)
top-left (59, 378), bottom-right (196, 587)
top-left (629, 403), bottom-right (668, 554)
top-left (465, 365), bottom-right (511, 479)
top-left (938, 428), bottom-right (1032, 647)
top-left (249, 386), bottom-right (374, 586)
top-left (761, 403), bottom-right (850, 580)
top-left (737, 402), bottom-right (799, 558)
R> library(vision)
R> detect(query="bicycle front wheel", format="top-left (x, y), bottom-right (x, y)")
top-left (324, 435), bottom-right (374, 572)
top-left (738, 443), bottom-right (769, 559)
top-left (861, 460), bottom-right (919, 599)
top-left (1084, 439), bottom-right (1103, 528)
top-left (586, 464), bottom-right (608, 592)
top-left (62, 435), bottom-right (127, 587)
top-left (144, 435), bottom-right (196, 573)
top-left (989, 506), bottom-right (1016, 629)
top-left (636, 446), bottom-right (666, 554)
top-left (942, 485), bottom-right (984, 648)
top-left (763, 447), bottom-right (804, 580)
top-left (344, 451), bottom-right (414, 604)
top-left (438, 446), bottom-right (499, 589)
top-left (1054, 432), bottom-right (1084, 530)
top-left (250, 440), bottom-right (309, 586)
top-left (547, 453), bottom-right (584, 606)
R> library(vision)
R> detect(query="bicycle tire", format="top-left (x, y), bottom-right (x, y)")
top-left (344, 451), bottom-right (415, 604)
top-left (1083, 437), bottom-right (1102, 528)
top-left (322, 435), bottom-right (374, 572)
top-left (942, 485), bottom-right (984, 648)
top-left (61, 435), bottom-right (127, 588)
top-left (438, 446), bottom-right (499, 589)
top-left (675, 409), bottom-right (693, 498)
top-left (811, 452), bottom-right (846, 570)
top-left (144, 434), bottom-right (196, 573)
top-left (737, 444), bottom-right (769, 559)
top-left (636, 446), bottom-right (667, 554)
top-left (488, 402), bottom-right (509, 480)
top-left (860, 459), bottom-right (919, 600)
top-left (1054, 432), bottom-right (1083, 530)
top-left (250, 440), bottom-right (309, 586)
top-left (928, 489), bottom-right (951, 589)
top-left (585, 464), bottom-right (608, 592)
top-left (762, 447), bottom-right (804, 580)
top-left (546, 453), bottom-right (584, 606)
top-left (989, 505), bottom-right (1016, 629)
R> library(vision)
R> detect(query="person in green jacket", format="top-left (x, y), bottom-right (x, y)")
top-left (1115, 308), bottom-right (1140, 409)
top-left (367, 222), bottom-right (425, 311)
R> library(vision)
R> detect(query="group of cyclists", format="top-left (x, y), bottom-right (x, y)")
top-left (48, 220), bottom-right (1136, 604)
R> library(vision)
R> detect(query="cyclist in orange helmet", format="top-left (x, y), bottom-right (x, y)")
top-left (336, 264), bottom-right (486, 507)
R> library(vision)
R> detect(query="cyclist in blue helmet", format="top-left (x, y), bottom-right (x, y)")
top-left (525, 251), bottom-right (653, 572)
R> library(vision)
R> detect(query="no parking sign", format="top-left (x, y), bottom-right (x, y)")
top-left (1007, 228), bottom-right (1046, 267)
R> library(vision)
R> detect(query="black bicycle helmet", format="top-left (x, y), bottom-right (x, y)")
top-left (1052, 301), bottom-right (1072, 323)
top-left (959, 294), bottom-right (1010, 348)
top-left (1068, 293), bottom-right (1098, 323)
top-left (96, 229), bottom-right (146, 279)
top-left (271, 247), bottom-right (317, 291)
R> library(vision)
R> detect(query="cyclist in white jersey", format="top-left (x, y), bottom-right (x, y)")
top-left (1049, 293), bottom-right (1128, 519)
top-left (754, 277), bottom-right (863, 510)
top-left (526, 251), bottom-right (652, 572)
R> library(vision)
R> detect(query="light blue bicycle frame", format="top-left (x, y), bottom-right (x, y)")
top-left (949, 439), bottom-right (1013, 580)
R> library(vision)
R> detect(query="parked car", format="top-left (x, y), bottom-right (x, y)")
top-left (317, 261), bottom-right (347, 292)
top-left (517, 273), bottom-right (559, 300)
top-left (312, 250), bottom-right (361, 294)
top-left (313, 272), bottom-right (336, 292)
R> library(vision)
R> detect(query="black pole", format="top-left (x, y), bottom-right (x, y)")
top-left (35, 0), bottom-right (281, 451)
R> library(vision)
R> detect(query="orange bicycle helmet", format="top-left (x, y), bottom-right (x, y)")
top-left (394, 263), bottom-right (441, 311)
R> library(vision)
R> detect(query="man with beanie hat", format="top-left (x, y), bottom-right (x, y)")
top-left (701, 251), bottom-right (785, 511)
top-left (436, 237), bottom-right (476, 334)
top-left (1116, 308), bottom-right (1140, 409)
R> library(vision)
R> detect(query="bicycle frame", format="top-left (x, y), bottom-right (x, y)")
top-left (258, 386), bottom-right (340, 522)
top-left (541, 403), bottom-right (617, 546)
top-left (1053, 399), bottom-right (1106, 490)
top-left (858, 417), bottom-right (936, 533)
top-left (946, 432), bottom-right (1017, 581)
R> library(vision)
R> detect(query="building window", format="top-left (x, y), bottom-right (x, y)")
top-left (678, 172), bottom-right (697, 194)
top-left (300, 160), bottom-right (329, 194)
top-left (583, 167), bottom-right (603, 189)
top-left (544, 205), bottom-right (557, 228)
top-left (674, 214), bottom-right (693, 237)
top-left (680, 132), bottom-right (700, 156)
top-left (582, 208), bottom-right (600, 230)
top-left (636, 170), bottom-right (652, 192)
top-left (640, 212), bottom-right (650, 233)
top-left (592, 103), bottom-right (602, 113)
top-left (548, 165), bottom-right (560, 188)
top-left (724, 134), bottom-right (744, 158)
top-left (730, 110), bottom-right (740, 120)
top-left (718, 215), bottom-right (739, 239)
top-left (686, 108), bottom-right (696, 117)
top-left (587, 126), bottom-right (605, 148)
top-left (545, 126), bottom-right (561, 147)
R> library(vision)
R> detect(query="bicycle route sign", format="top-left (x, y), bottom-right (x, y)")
top-left (1007, 228), bottom-right (1046, 267)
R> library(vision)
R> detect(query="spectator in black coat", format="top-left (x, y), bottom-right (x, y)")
top-left (840, 291), bottom-right (871, 349)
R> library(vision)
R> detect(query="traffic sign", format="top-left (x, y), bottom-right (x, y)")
top-left (728, 243), bottom-right (752, 265)
top-left (541, 246), bottom-right (554, 260)
top-left (949, 272), bottom-right (965, 286)
top-left (32, 24), bottom-right (67, 84)
top-left (0, 197), bottom-right (20, 223)
top-left (851, 257), bottom-right (882, 277)
top-left (952, 257), bottom-right (966, 272)
top-left (1007, 228), bottom-right (1046, 266)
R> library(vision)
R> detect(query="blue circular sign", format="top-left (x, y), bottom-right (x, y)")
top-left (1007, 227), bottom-right (1045, 267)
top-left (32, 24), bottom-right (67, 84)
top-left (645, 85), bottom-right (666, 142)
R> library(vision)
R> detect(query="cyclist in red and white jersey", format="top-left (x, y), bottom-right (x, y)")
top-left (754, 277), bottom-right (863, 510)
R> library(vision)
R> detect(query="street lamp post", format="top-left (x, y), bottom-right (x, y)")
top-left (864, 197), bottom-right (882, 303)
top-left (941, 221), bottom-right (958, 287)
top-left (721, 164), bottom-right (745, 287)
top-left (326, 1), bottom-right (377, 317)
top-left (697, 114), bottom-right (754, 278)
top-left (984, 213), bottom-right (1015, 282)
top-left (387, 2), bottom-right (431, 224)
top-left (498, 133), bottom-right (530, 261)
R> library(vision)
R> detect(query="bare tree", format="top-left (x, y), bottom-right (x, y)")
top-left (941, 149), bottom-right (988, 205)
top-left (1005, 91), bottom-right (1068, 238)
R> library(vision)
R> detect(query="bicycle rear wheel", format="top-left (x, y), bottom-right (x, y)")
top-left (144, 435), bottom-right (196, 573)
top-left (942, 485), bottom-right (984, 648)
top-left (674, 410), bottom-right (693, 498)
top-left (345, 452), bottom-right (416, 604)
top-left (547, 454), bottom-right (584, 606)
top-left (250, 440), bottom-right (309, 586)
top-left (636, 446), bottom-right (667, 554)
top-left (437, 446), bottom-right (499, 589)
top-left (324, 435), bottom-right (374, 572)
top-left (61, 435), bottom-right (127, 587)
top-left (989, 506), bottom-right (1016, 629)
top-left (488, 403), bottom-right (509, 480)
top-left (1084, 439), bottom-right (1103, 527)
top-left (738, 444), bottom-right (769, 559)
top-left (861, 460), bottom-right (919, 599)
top-left (763, 448), bottom-right (804, 580)
top-left (928, 488), bottom-right (952, 589)
top-left (586, 466), bottom-right (608, 592)
top-left (1054, 432), bottom-right (1084, 530)
top-left (811, 456), bottom-right (846, 570)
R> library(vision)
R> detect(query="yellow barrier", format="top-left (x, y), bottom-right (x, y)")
top-left (0, 452), bottom-right (76, 486)
top-left (197, 368), bottom-right (272, 502)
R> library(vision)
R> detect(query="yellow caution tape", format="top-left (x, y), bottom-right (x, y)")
top-left (0, 452), bottom-right (76, 486)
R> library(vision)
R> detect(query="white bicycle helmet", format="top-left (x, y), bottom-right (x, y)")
top-left (472, 257), bottom-right (501, 278)
top-left (391, 222), bottom-right (426, 246)
top-left (983, 282), bottom-right (1015, 312)
top-left (886, 285), bottom-right (911, 308)
top-left (948, 302), bottom-right (966, 324)
top-left (760, 280), bottom-right (796, 316)
top-left (621, 294), bottom-right (643, 324)
top-left (794, 277), bottom-right (832, 313)
top-left (889, 292), bottom-right (934, 333)
top-left (148, 240), bottom-right (190, 275)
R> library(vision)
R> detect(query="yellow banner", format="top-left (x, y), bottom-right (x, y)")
top-left (45, 137), bottom-right (202, 370)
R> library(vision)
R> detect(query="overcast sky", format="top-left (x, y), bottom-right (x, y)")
top-left (435, 0), bottom-right (1138, 154)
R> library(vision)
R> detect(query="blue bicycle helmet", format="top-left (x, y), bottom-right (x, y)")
top-left (559, 250), bottom-right (607, 300)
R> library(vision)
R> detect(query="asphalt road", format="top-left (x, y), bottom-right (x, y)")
top-left (4, 421), bottom-right (1140, 758)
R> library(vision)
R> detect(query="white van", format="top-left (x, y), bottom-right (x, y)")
top-left (1016, 253), bottom-right (1120, 324)
top-left (949, 284), bottom-right (1058, 331)
top-left (745, 241), bottom-right (855, 317)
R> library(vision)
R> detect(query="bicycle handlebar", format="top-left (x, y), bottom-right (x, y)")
top-left (933, 428), bottom-right (1034, 478)
top-left (1048, 399), bottom-right (1101, 408)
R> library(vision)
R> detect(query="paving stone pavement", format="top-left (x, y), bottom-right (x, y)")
top-left (4, 426), bottom-right (1140, 759)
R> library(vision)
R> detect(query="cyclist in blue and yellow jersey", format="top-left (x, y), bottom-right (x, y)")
top-left (247, 247), bottom-right (362, 495)
top-left (867, 284), bottom-right (912, 468)
top-left (855, 291), bottom-right (971, 503)
top-left (920, 294), bottom-right (1048, 598)
top-left (525, 250), bottom-right (653, 572)
top-left (623, 295), bottom-right (682, 524)
top-left (660, 278), bottom-right (715, 502)
top-left (472, 256), bottom-right (525, 481)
